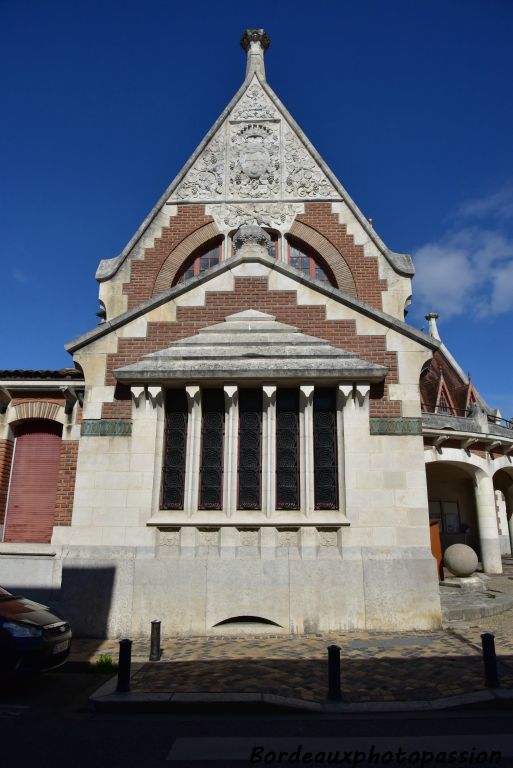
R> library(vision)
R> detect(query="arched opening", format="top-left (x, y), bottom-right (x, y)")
top-left (3, 419), bottom-right (63, 543)
top-left (493, 468), bottom-right (513, 556)
top-left (214, 615), bottom-right (281, 627)
top-left (426, 462), bottom-right (480, 558)
top-left (211, 615), bottom-right (283, 635)
top-left (173, 237), bottom-right (223, 286)
top-left (285, 236), bottom-right (336, 287)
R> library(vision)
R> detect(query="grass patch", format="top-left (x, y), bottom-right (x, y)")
top-left (95, 654), bottom-right (118, 673)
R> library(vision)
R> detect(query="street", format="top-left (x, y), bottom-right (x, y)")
top-left (1, 670), bottom-right (513, 767)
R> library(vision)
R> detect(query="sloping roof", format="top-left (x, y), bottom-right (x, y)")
top-left (113, 310), bottom-right (387, 383)
top-left (96, 34), bottom-right (413, 283)
top-left (0, 368), bottom-right (84, 382)
top-left (67, 250), bottom-right (440, 354)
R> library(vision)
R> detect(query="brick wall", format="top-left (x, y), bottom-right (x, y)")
top-left (0, 438), bottom-right (14, 525)
top-left (123, 205), bottom-right (215, 310)
top-left (102, 276), bottom-right (400, 419)
top-left (296, 203), bottom-right (388, 310)
top-left (54, 441), bottom-right (79, 526)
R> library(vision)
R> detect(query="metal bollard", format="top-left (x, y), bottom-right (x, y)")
top-left (149, 619), bottom-right (161, 661)
top-left (327, 644), bottom-right (342, 701)
top-left (481, 632), bottom-right (499, 688)
top-left (117, 638), bottom-right (132, 693)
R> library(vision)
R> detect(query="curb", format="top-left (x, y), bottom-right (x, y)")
top-left (89, 672), bottom-right (513, 714)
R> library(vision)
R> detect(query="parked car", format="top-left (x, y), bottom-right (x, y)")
top-left (0, 586), bottom-right (72, 679)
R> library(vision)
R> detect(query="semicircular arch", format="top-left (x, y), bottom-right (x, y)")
top-left (7, 401), bottom-right (65, 426)
top-left (153, 222), bottom-right (221, 295)
top-left (289, 220), bottom-right (357, 297)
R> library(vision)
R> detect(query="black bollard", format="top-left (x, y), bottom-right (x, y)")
top-left (149, 619), bottom-right (161, 661)
top-left (481, 632), bottom-right (499, 688)
top-left (117, 638), bottom-right (132, 693)
top-left (327, 644), bottom-right (342, 701)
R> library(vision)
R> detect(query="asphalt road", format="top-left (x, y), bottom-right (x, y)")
top-left (1, 670), bottom-right (513, 767)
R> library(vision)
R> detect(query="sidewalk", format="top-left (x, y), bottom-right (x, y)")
top-left (84, 563), bottom-right (513, 711)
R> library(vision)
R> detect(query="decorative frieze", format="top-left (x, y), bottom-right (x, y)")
top-left (206, 202), bottom-right (303, 233)
top-left (81, 419), bottom-right (132, 437)
top-left (369, 417), bottom-right (423, 436)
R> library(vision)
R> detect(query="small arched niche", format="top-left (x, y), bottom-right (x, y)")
top-left (212, 615), bottom-right (283, 635)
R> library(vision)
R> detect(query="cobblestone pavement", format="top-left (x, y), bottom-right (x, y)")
top-left (75, 559), bottom-right (513, 704)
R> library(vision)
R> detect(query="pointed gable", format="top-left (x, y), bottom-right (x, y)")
top-left (171, 73), bottom-right (339, 205)
top-left (94, 29), bottom-right (414, 329)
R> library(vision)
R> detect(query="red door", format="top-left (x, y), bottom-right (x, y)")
top-left (4, 420), bottom-right (62, 543)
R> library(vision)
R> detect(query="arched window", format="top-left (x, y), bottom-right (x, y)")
top-left (173, 240), bottom-right (222, 285)
top-left (286, 240), bottom-right (335, 286)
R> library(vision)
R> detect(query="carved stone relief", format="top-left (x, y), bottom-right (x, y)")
top-left (231, 81), bottom-right (278, 122)
top-left (172, 79), bottom-right (340, 202)
top-left (283, 125), bottom-right (338, 198)
top-left (206, 202), bottom-right (303, 233)
top-left (229, 123), bottom-right (280, 198)
top-left (175, 131), bottom-right (225, 200)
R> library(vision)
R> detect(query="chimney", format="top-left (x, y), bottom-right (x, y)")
top-left (240, 29), bottom-right (270, 81)
top-left (425, 312), bottom-right (441, 341)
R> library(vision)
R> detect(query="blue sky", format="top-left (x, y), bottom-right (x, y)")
top-left (1, 0), bottom-right (512, 415)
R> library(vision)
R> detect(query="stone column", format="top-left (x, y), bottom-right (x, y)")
top-left (300, 385), bottom-right (315, 516)
top-left (505, 487), bottom-right (513, 559)
top-left (475, 473), bottom-right (503, 574)
top-left (184, 385), bottom-right (201, 516)
top-left (262, 385), bottom-right (276, 518)
top-left (223, 385), bottom-right (238, 517)
top-left (336, 385), bottom-right (349, 513)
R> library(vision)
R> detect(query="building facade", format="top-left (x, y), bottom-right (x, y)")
top-left (1, 30), bottom-right (512, 638)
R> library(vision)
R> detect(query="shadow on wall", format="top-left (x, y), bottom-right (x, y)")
top-left (3, 566), bottom-right (115, 639)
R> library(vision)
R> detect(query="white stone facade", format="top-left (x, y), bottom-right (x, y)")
top-left (2, 30), bottom-right (511, 638)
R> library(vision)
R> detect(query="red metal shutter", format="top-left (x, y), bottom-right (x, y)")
top-left (4, 420), bottom-right (62, 543)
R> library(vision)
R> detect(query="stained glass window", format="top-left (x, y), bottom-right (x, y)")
top-left (276, 389), bottom-right (300, 510)
top-left (199, 389), bottom-right (225, 510)
top-left (162, 389), bottom-right (188, 510)
top-left (238, 389), bottom-right (262, 510)
top-left (313, 388), bottom-right (338, 510)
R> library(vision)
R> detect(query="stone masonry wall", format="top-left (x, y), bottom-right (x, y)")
top-left (101, 276), bottom-right (400, 420)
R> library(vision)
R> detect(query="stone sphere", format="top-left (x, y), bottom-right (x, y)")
top-left (444, 544), bottom-right (478, 577)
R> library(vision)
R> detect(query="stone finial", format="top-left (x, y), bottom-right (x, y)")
top-left (233, 224), bottom-right (271, 253)
top-left (425, 312), bottom-right (441, 341)
top-left (240, 29), bottom-right (270, 80)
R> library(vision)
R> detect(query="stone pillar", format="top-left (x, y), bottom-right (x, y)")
top-left (262, 385), bottom-right (276, 518)
top-left (184, 385), bottom-right (201, 516)
top-left (223, 385), bottom-right (238, 517)
top-left (300, 385), bottom-right (315, 516)
top-left (475, 473), bottom-right (503, 574)
top-left (336, 385), bottom-right (349, 513)
top-left (506, 487), bottom-right (513, 558)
